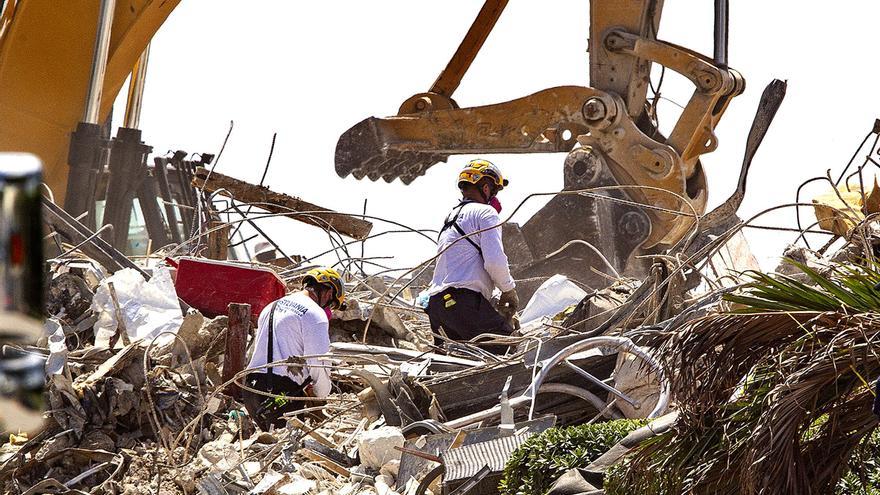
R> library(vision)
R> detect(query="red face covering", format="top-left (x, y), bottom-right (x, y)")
top-left (489, 196), bottom-right (502, 213)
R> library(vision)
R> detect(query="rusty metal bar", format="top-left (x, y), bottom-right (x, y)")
top-left (152, 157), bottom-right (183, 244)
top-left (714, 0), bottom-right (729, 67)
top-left (394, 446), bottom-right (442, 463)
top-left (137, 168), bottom-right (171, 249)
top-left (193, 167), bottom-right (373, 240)
top-left (430, 0), bottom-right (509, 97)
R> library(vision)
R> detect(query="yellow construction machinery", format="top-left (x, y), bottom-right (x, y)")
top-left (335, 0), bottom-right (756, 288)
top-left (0, 0), bottom-right (178, 207)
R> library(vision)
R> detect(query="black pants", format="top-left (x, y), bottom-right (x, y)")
top-left (426, 287), bottom-right (513, 341)
top-left (241, 372), bottom-right (309, 431)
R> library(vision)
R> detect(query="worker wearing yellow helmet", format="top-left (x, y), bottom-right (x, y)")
top-left (425, 159), bottom-right (519, 347)
top-left (242, 267), bottom-right (345, 430)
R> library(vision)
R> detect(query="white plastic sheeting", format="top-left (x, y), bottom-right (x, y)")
top-left (518, 274), bottom-right (587, 326)
top-left (91, 266), bottom-right (182, 347)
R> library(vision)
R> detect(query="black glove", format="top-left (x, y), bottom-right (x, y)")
top-left (499, 289), bottom-right (519, 313)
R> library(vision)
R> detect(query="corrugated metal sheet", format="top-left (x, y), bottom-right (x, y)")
top-left (441, 433), bottom-right (532, 482)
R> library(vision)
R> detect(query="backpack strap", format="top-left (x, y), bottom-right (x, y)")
top-left (439, 201), bottom-right (483, 256)
top-left (265, 301), bottom-right (279, 375)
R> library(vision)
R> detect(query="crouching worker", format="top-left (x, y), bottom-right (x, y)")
top-left (242, 268), bottom-right (345, 430)
top-left (426, 159), bottom-right (519, 345)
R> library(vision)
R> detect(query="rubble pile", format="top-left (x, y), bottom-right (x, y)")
top-left (8, 121), bottom-right (880, 494)
top-left (7, 187), bottom-right (673, 494)
top-left (2, 226), bottom-right (685, 495)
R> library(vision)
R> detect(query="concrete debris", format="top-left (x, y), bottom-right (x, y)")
top-left (8, 215), bottom-right (690, 495)
top-left (357, 426), bottom-right (405, 470)
top-left (250, 469), bottom-right (286, 494)
top-left (558, 278), bottom-right (639, 335)
top-left (374, 473), bottom-right (399, 495)
top-left (198, 436), bottom-right (243, 471)
top-left (277, 475), bottom-right (317, 495)
top-left (380, 459), bottom-right (401, 479)
top-left (774, 244), bottom-right (833, 281)
top-left (333, 276), bottom-right (434, 350)
top-left (702, 230), bottom-right (761, 287)
top-left (46, 272), bottom-right (94, 322)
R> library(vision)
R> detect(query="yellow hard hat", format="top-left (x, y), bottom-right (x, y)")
top-left (303, 267), bottom-right (346, 309)
top-left (457, 159), bottom-right (508, 190)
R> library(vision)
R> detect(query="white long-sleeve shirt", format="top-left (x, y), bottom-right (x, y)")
top-left (246, 291), bottom-right (332, 398)
top-left (428, 201), bottom-right (515, 301)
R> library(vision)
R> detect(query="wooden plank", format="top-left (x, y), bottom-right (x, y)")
top-left (288, 416), bottom-right (337, 450)
top-left (193, 167), bottom-right (373, 240)
top-left (206, 220), bottom-right (229, 260)
top-left (222, 303), bottom-right (250, 399)
top-left (298, 449), bottom-right (351, 477)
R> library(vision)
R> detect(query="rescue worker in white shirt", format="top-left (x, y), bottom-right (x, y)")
top-left (426, 159), bottom-right (519, 344)
top-left (242, 267), bottom-right (345, 430)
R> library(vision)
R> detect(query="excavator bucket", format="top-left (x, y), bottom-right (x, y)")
top-left (335, 86), bottom-right (594, 185)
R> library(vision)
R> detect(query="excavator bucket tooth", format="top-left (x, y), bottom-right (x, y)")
top-left (335, 117), bottom-right (449, 184)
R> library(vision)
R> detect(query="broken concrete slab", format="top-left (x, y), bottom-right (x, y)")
top-left (358, 426), bottom-right (405, 470)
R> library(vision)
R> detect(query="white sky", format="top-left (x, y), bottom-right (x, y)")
top-left (119, 1), bottom-right (880, 274)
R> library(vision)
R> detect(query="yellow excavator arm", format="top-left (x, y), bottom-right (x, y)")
top-left (0, 0), bottom-right (180, 205)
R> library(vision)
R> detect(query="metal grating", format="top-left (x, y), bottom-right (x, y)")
top-left (441, 433), bottom-right (532, 482)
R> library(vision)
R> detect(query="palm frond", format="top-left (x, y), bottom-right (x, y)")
top-left (724, 258), bottom-right (880, 313)
top-left (611, 260), bottom-right (880, 494)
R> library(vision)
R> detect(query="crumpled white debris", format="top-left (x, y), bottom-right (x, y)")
top-left (44, 318), bottom-right (67, 375)
top-left (91, 265), bottom-right (182, 347)
top-left (519, 274), bottom-right (588, 326)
